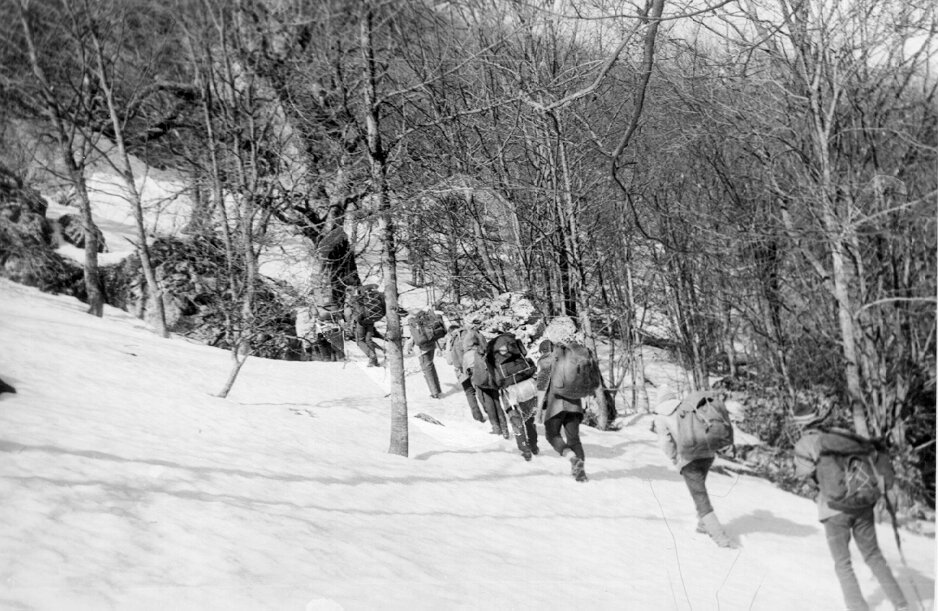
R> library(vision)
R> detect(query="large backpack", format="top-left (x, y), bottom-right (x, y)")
top-left (548, 342), bottom-right (601, 400)
top-left (469, 345), bottom-right (498, 390)
top-left (448, 330), bottom-right (469, 371)
top-left (675, 391), bottom-right (734, 457)
top-left (410, 310), bottom-right (446, 347)
top-left (357, 287), bottom-right (386, 325)
top-left (816, 430), bottom-right (894, 511)
top-left (488, 333), bottom-right (536, 389)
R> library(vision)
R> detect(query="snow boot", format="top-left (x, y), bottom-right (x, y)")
top-left (570, 456), bottom-right (588, 482)
top-left (700, 512), bottom-right (733, 548)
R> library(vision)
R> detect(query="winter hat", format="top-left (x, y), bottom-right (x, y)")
top-left (539, 339), bottom-right (554, 355)
top-left (791, 403), bottom-right (829, 427)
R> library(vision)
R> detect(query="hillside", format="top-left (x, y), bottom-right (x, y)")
top-left (0, 279), bottom-right (933, 611)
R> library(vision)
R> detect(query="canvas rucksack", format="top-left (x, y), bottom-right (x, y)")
top-left (816, 430), bottom-right (894, 511)
top-left (489, 333), bottom-right (536, 389)
top-left (548, 342), bottom-right (601, 400)
top-left (410, 310), bottom-right (446, 347)
top-left (675, 391), bottom-right (735, 457)
top-left (357, 287), bottom-right (386, 325)
top-left (470, 352), bottom-right (497, 389)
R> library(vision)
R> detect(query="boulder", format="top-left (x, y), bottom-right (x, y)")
top-left (0, 166), bottom-right (83, 296)
top-left (56, 213), bottom-right (107, 252)
top-left (101, 234), bottom-right (300, 359)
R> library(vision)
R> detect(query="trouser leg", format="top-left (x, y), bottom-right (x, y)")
top-left (562, 412), bottom-right (585, 460)
top-left (524, 415), bottom-right (538, 452)
top-left (477, 386), bottom-right (502, 433)
top-left (355, 324), bottom-right (378, 364)
top-left (461, 378), bottom-right (485, 421)
top-left (545, 414), bottom-right (567, 455)
top-left (418, 347), bottom-right (441, 397)
top-left (681, 457), bottom-right (715, 518)
top-left (494, 395), bottom-right (509, 437)
top-left (508, 408), bottom-right (530, 453)
top-left (824, 513), bottom-right (869, 611)
top-left (852, 508), bottom-right (907, 609)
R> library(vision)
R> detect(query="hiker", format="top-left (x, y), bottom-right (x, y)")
top-left (488, 332), bottom-right (539, 461)
top-left (346, 288), bottom-right (384, 367)
top-left (534, 339), bottom-right (554, 421)
top-left (538, 339), bottom-right (595, 482)
top-left (792, 403), bottom-right (909, 611)
top-left (444, 325), bottom-right (486, 423)
top-left (463, 323), bottom-right (508, 437)
top-left (653, 386), bottom-right (734, 547)
top-left (408, 308), bottom-right (446, 399)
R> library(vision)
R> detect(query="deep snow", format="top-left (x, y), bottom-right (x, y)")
top-left (0, 279), bottom-right (934, 611)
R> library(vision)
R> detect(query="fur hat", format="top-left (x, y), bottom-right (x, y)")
top-left (538, 339), bottom-right (554, 355)
top-left (791, 403), bottom-right (829, 427)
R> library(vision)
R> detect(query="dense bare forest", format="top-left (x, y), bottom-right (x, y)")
top-left (1, 0), bottom-right (935, 512)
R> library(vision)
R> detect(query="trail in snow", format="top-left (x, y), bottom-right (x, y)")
top-left (0, 279), bottom-right (933, 611)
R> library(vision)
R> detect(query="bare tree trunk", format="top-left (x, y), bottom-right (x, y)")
top-left (215, 349), bottom-right (249, 398)
top-left (84, 3), bottom-right (167, 337)
top-left (17, 2), bottom-right (104, 317)
top-left (361, 5), bottom-right (408, 457)
top-left (625, 257), bottom-right (649, 412)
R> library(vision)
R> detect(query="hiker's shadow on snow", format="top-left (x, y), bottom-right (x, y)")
top-left (414, 447), bottom-right (516, 461)
top-left (724, 509), bottom-right (817, 537)
top-left (868, 564), bottom-right (935, 610)
top-left (588, 464), bottom-right (682, 482)
top-left (582, 439), bottom-right (655, 460)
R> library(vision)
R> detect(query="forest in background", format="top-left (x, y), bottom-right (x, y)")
top-left (0, 0), bottom-right (934, 514)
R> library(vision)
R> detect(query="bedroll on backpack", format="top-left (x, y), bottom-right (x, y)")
top-left (489, 334), bottom-right (536, 389)
top-left (816, 431), bottom-right (892, 511)
top-left (358, 289), bottom-right (386, 325)
top-left (548, 342), bottom-right (601, 400)
top-left (675, 391), bottom-right (734, 457)
top-left (410, 310), bottom-right (446, 347)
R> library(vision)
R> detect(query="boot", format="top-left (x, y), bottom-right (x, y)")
top-left (570, 456), bottom-right (588, 482)
top-left (699, 512), bottom-right (733, 548)
top-left (508, 410), bottom-right (532, 461)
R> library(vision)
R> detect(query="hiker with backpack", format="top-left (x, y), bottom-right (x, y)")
top-left (653, 386), bottom-right (735, 548)
top-left (537, 340), bottom-right (599, 482)
top-left (792, 403), bottom-right (909, 611)
top-left (346, 286), bottom-right (385, 368)
top-left (462, 324), bottom-right (509, 437)
top-left (487, 332), bottom-right (538, 460)
top-left (408, 308), bottom-right (447, 399)
top-left (444, 325), bottom-right (486, 423)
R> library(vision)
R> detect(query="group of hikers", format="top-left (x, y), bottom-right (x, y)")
top-left (304, 288), bottom-right (911, 611)
top-left (409, 311), bottom-right (594, 483)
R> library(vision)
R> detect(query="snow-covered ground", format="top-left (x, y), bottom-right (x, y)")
top-left (0, 279), bottom-right (934, 611)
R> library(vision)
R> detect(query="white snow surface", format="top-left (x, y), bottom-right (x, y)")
top-left (0, 279), bottom-right (935, 611)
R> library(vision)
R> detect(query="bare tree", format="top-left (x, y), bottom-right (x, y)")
top-left (12, 0), bottom-right (105, 315)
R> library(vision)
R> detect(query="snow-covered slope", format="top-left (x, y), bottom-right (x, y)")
top-left (0, 279), bottom-right (933, 611)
